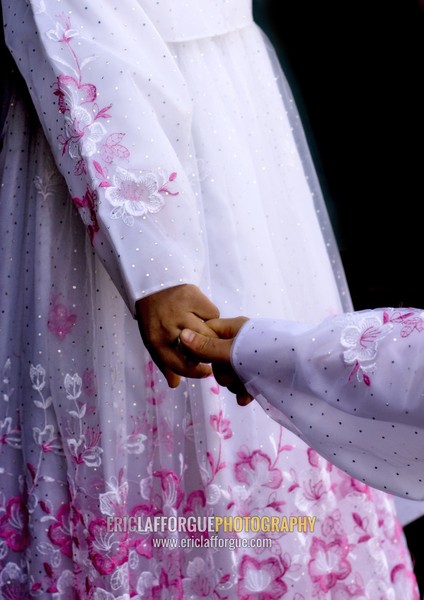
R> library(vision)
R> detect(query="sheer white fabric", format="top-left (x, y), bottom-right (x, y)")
top-left (0, 1), bottom-right (419, 598)
top-left (232, 308), bottom-right (424, 500)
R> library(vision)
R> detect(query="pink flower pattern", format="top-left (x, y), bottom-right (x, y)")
top-left (342, 308), bottom-right (424, 386)
top-left (308, 537), bottom-right (352, 593)
top-left (47, 294), bottom-right (77, 340)
top-left (51, 14), bottom-right (178, 236)
top-left (0, 8), bottom-right (419, 598)
top-left (0, 498), bottom-right (30, 553)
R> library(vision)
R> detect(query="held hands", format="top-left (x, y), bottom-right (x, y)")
top-left (136, 285), bottom-right (252, 404)
top-left (180, 317), bottom-right (254, 406)
top-left (136, 284), bottom-right (220, 388)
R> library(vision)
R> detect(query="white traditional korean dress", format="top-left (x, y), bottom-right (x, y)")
top-left (0, 1), bottom-right (419, 598)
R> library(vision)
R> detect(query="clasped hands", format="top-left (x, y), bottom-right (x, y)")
top-left (136, 284), bottom-right (253, 405)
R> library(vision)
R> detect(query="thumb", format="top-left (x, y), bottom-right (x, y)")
top-left (180, 329), bottom-right (232, 363)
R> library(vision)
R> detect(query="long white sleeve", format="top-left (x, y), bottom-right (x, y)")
top-left (232, 308), bottom-right (424, 499)
top-left (2, 1), bottom-right (207, 313)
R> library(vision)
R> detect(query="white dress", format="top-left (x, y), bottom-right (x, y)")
top-left (0, 1), bottom-right (419, 598)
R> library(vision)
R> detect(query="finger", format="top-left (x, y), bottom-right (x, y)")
top-left (180, 329), bottom-right (232, 362)
top-left (163, 366), bottom-right (181, 389)
top-left (237, 393), bottom-right (254, 406)
top-left (204, 317), bottom-right (249, 339)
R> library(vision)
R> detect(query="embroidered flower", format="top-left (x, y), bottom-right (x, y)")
top-left (47, 295), bottom-right (77, 340)
top-left (182, 557), bottom-right (224, 600)
top-left (234, 450), bottom-right (283, 490)
top-left (0, 418), bottom-right (21, 449)
top-left (308, 536), bottom-right (352, 593)
top-left (72, 186), bottom-right (100, 242)
top-left (183, 490), bottom-right (209, 542)
top-left (340, 314), bottom-right (392, 386)
top-left (99, 478), bottom-right (128, 517)
top-left (29, 363), bottom-right (46, 392)
top-left (0, 498), bottom-right (30, 552)
top-left (341, 316), bottom-right (391, 365)
top-left (151, 569), bottom-right (183, 599)
top-left (0, 563), bottom-right (28, 599)
top-left (33, 425), bottom-right (63, 454)
top-left (64, 373), bottom-right (82, 401)
top-left (67, 427), bottom-right (103, 467)
top-left (56, 73), bottom-right (96, 110)
top-left (46, 15), bottom-right (79, 43)
top-left (106, 168), bottom-right (177, 226)
top-left (87, 518), bottom-right (128, 576)
top-left (210, 410), bottom-right (233, 440)
top-left (238, 555), bottom-right (287, 599)
top-left (152, 470), bottom-right (184, 511)
top-left (48, 504), bottom-right (72, 558)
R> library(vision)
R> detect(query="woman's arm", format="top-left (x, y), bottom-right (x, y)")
top-left (2, 1), bottom-right (218, 383)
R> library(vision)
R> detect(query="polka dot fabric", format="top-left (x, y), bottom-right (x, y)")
top-left (233, 309), bottom-right (424, 500)
top-left (0, 1), bottom-right (419, 598)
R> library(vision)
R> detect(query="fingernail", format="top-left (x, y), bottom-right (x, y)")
top-left (181, 329), bottom-right (195, 343)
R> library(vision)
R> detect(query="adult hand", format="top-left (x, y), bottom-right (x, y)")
top-left (136, 284), bottom-right (220, 388)
top-left (180, 317), bottom-right (254, 406)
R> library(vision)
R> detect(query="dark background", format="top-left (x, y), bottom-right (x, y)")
top-left (253, 0), bottom-right (424, 310)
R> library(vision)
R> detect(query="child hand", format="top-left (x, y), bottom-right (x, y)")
top-left (180, 317), bottom-right (253, 405)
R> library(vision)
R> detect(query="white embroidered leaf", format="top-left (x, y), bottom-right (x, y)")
top-left (36, 543), bottom-right (55, 556)
top-left (39, 475), bottom-right (56, 483)
top-left (68, 403), bottom-right (86, 419)
top-left (33, 399), bottom-right (46, 409)
top-left (80, 55), bottom-right (97, 70)
top-left (2, 358), bottom-right (11, 384)
top-left (0, 541), bottom-right (8, 560)
top-left (51, 54), bottom-right (79, 77)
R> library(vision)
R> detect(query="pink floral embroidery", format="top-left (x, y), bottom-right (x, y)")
top-left (308, 536), bottom-right (351, 593)
top-left (0, 563), bottom-right (28, 599)
top-left (50, 14), bottom-right (178, 230)
top-left (151, 569), bottom-right (183, 599)
top-left (106, 167), bottom-right (179, 227)
top-left (182, 557), bottom-right (229, 599)
top-left (235, 450), bottom-right (283, 489)
top-left (67, 426), bottom-right (103, 467)
top-left (210, 410), bottom-right (233, 440)
top-left (47, 294), bottom-right (77, 340)
top-left (48, 503), bottom-right (73, 558)
top-left (87, 518), bottom-right (128, 576)
top-left (0, 497), bottom-right (30, 552)
top-left (341, 309), bottom-right (424, 386)
top-left (341, 315), bottom-right (391, 386)
top-left (33, 424), bottom-right (63, 454)
top-left (384, 309), bottom-right (424, 336)
top-left (153, 470), bottom-right (184, 511)
top-left (83, 368), bottom-right (97, 397)
top-left (72, 186), bottom-right (100, 242)
top-left (183, 490), bottom-right (209, 542)
top-left (238, 555), bottom-right (287, 599)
